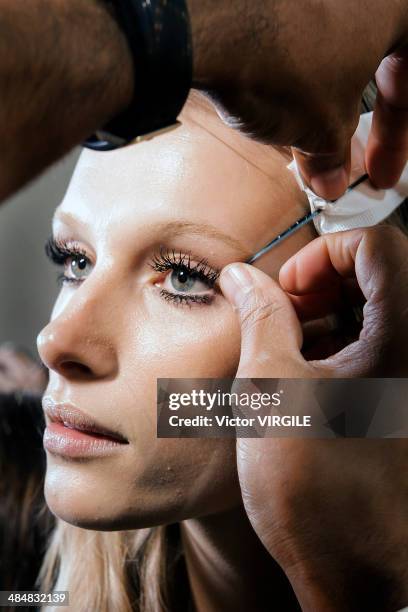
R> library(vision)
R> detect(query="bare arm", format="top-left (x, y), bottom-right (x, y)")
top-left (0, 0), bottom-right (133, 201)
top-left (0, 0), bottom-right (407, 202)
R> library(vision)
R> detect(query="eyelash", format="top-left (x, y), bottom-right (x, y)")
top-left (150, 247), bottom-right (220, 306)
top-left (45, 237), bottom-right (90, 286)
top-left (45, 239), bottom-right (220, 307)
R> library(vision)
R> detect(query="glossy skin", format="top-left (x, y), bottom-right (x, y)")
top-left (37, 97), bottom-right (314, 531)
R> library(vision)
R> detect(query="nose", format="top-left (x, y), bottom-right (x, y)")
top-left (37, 289), bottom-right (119, 381)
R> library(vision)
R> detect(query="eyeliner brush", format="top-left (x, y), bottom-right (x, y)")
top-left (246, 210), bottom-right (322, 265)
top-left (246, 173), bottom-right (369, 265)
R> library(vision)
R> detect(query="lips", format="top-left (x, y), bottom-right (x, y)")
top-left (43, 397), bottom-right (128, 445)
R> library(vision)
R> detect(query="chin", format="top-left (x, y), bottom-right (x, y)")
top-left (43, 463), bottom-right (195, 531)
top-left (43, 446), bottom-right (242, 531)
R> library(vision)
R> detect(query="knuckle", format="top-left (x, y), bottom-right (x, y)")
top-left (238, 290), bottom-right (284, 332)
top-left (365, 223), bottom-right (404, 245)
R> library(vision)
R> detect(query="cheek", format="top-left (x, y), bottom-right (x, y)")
top-left (103, 298), bottom-right (242, 524)
top-left (123, 296), bottom-right (242, 380)
top-left (117, 296), bottom-right (241, 440)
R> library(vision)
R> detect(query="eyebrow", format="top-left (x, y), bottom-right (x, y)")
top-left (53, 212), bottom-right (252, 260)
top-left (154, 220), bottom-right (251, 258)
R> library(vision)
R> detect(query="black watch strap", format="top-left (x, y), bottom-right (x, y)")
top-left (84, 0), bottom-right (192, 151)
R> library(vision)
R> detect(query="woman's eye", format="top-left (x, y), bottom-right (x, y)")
top-left (164, 268), bottom-right (212, 295)
top-left (149, 250), bottom-right (220, 306)
top-left (65, 255), bottom-right (93, 281)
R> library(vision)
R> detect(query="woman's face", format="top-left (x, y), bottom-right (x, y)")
top-left (37, 100), bottom-right (312, 530)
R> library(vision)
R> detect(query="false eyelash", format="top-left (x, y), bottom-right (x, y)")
top-left (150, 247), bottom-right (220, 287)
top-left (45, 236), bottom-right (88, 266)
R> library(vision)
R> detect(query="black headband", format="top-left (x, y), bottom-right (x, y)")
top-left (84, 0), bottom-right (192, 151)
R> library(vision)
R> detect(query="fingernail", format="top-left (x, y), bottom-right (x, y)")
top-left (279, 259), bottom-right (291, 279)
top-left (221, 264), bottom-right (254, 301)
top-left (310, 166), bottom-right (348, 200)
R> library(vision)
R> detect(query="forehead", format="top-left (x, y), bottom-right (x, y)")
top-left (56, 114), bottom-right (305, 254)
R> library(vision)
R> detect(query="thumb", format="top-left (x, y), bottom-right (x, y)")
top-left (220, 263), bottom-right (307, 377)
top-left (291, 108), bottom-right (359, 200)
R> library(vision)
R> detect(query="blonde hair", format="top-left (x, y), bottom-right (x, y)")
top-left (39, 522), bottom-right (186, 612)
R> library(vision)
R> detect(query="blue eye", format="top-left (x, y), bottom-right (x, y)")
top-left (45, 238), bottom-right (93, 285)
top-left (150, 249), bottom-right (220, 307)
top-left (169, 268), bottom-right (210, 294)
top-left (66, 255), bottom-right (93, 281)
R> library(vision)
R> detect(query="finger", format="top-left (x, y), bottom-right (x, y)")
top-left (220, 263), bottom-right (310, 377)
top-left (292, 147), bottom-right (350, 202)
top-left (280, 230), bottom-right (362, 295)
top-left (283, 226), bottom-right (408, 376)
top-left (289, 288), bottom-right (342, 321)
top-left (280, 226), bottom-right (408, 307)
top-left (292, 119), bottom-right (355, 201)
top-left (302, 307), bottom-right (363, 359)
top-left (302, 315), bottom-right (343, 345)
top-left (366, 48), bottom-right (408, 189)
top-left (289, 279), bottom-right (364, 321)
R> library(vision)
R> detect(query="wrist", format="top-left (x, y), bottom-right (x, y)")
top-left (88, 1), bottom-right (134, 121)
top-left (31, 0), bottom-right (135, 142)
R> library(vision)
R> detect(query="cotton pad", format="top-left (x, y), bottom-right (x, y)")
top-left (288, 112), bottom-right (408, 235)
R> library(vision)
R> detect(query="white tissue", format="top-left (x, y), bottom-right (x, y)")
top-left (288, 112), bottom-right (408, 235)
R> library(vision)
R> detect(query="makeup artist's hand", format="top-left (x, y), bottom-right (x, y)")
top-left (219, 225), bottom-right (408, 611)
top-left (190, 0), bottom-right (408, 200)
